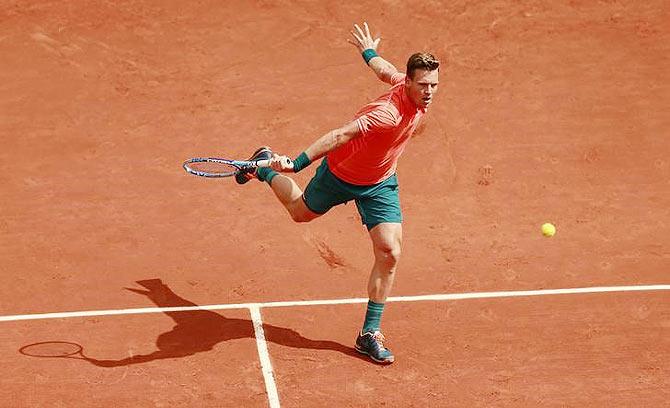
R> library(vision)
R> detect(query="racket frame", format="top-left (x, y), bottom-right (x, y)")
top-left (19, 341), bottom-right (84, 358)
top-left (182, 157), bottom-right (272, 178)
top-left (182, 157), bottom-right (292, 178)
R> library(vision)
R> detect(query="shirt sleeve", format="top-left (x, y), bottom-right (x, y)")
top-left (355, 103), bottom-right (400, 135)
top-left (390, 72), bottom-right (406, 85)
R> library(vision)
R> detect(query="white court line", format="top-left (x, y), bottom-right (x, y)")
top-left (4, 284), bottom-right (670, 408)
top-left (0, 284), bottom-right (669, 322)
top-left (249, 305), bottom-right (281, 408)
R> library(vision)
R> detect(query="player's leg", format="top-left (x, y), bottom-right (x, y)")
top-left (264, 173), bottom-right (321, 223)
top-left (355, 222), bottom-right (402, 364)
top-left (367, 222), bottom-right (403, 303)
top-left (353, 175), bottom-right (402, 364)
top-left (362, 222), bottom-right (402, 334)
top-left (259, 156), bottom-right (351, 223)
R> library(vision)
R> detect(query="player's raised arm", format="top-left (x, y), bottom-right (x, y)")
top-left (347, 22), bottom-right (399, 84)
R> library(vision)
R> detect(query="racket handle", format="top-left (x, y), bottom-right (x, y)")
top-left (281, 157), bottom-right (294, 170)
top-left (255, 157), bottom-right (294, 170)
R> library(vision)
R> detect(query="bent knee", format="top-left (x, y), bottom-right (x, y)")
top-left (291, 212), bottom-right (314, 223)
top-left (288, 200), bottom-right (320, 223)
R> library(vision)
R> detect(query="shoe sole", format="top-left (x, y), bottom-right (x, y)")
top-left (235, 147), bottom-right (273, 185)
top-left (354, 345), bottom-right (395, 364)
top-left (235, 172), bottom-right (255, 185)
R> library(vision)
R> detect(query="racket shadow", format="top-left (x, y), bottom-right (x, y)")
top-left (21, 279), bottom-right (367, 367)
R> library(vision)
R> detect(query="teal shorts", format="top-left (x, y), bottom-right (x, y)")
top-left (303, 159), bottom-right (402, 230)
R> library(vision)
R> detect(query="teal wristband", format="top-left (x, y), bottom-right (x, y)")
top-left (361, 48), bottom-right (379, 65)
top-left (292, 152), bottom-right (311, 173)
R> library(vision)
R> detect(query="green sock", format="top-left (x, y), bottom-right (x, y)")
top-left (362, 300), bottom-right (385, 333)
top-left (257, 167), bottom-right (278, 184)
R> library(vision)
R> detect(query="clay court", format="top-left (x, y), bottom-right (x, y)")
top-left (1, 0), bottom-right (669, 406)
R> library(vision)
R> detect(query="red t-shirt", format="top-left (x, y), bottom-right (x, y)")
top-left (326, 73), bottom-right (426, 185)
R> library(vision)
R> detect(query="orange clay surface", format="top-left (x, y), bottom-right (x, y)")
top-left (1, 0), bottom-right (669, 406)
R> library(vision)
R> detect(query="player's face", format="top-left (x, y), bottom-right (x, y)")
top-left (405, 68), bottom-right (439, 108)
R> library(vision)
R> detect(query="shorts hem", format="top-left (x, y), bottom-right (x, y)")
top-left (302, 195), bottom-right (328, 215)
top-left (364, 219), bottom-right (403, 230)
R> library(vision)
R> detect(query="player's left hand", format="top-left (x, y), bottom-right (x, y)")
top-left (347, 22), bottom-right (380, 52)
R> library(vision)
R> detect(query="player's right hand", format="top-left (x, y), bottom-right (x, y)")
top-left (270, 154), bottom-right (294, 172)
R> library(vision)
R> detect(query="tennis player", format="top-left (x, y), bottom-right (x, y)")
top-left (237, 22), bottom-right (439, 364)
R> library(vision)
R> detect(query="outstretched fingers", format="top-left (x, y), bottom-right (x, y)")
top-left (349, 30), bottom-right (363, 48)
top-left (354, 23), bottom-right (366, 40)
top-left (348, 22), bottom-right (380, 51)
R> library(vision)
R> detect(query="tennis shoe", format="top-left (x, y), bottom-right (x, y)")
top-left (235, 146), bottom-right (273, 184)
top-left (355, 330), bottom-right (394, 364)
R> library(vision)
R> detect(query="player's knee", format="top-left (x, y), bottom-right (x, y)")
top-left (288, 199), bottom-right (320, 223)
top-left (290, 208), bottom-right (316, 223)
top-left (291, 212), bottom-right (312, 223)
top-left (375, 243), bottom-right (402, 266)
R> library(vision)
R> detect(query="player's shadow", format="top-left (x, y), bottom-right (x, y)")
top-left (69, 279), bottom-right (365, 367)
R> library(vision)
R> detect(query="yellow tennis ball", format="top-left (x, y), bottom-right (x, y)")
top-left (541, 223), bottom-right (556, 237)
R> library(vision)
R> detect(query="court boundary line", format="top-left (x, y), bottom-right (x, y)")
top-left (5, 284), bottom-right (670, 408)
top-left (250, 306), bottom-right (281, 408)
top-left (1, 284), bottom-right (668, 322)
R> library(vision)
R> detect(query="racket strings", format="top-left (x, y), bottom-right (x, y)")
top-left (188, 161), bottom-right (239, 175)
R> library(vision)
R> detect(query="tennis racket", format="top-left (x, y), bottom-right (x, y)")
top-left (20, 341), bottom-right (87, 360)
top-left (182, 156), bottom-right (293, 178)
